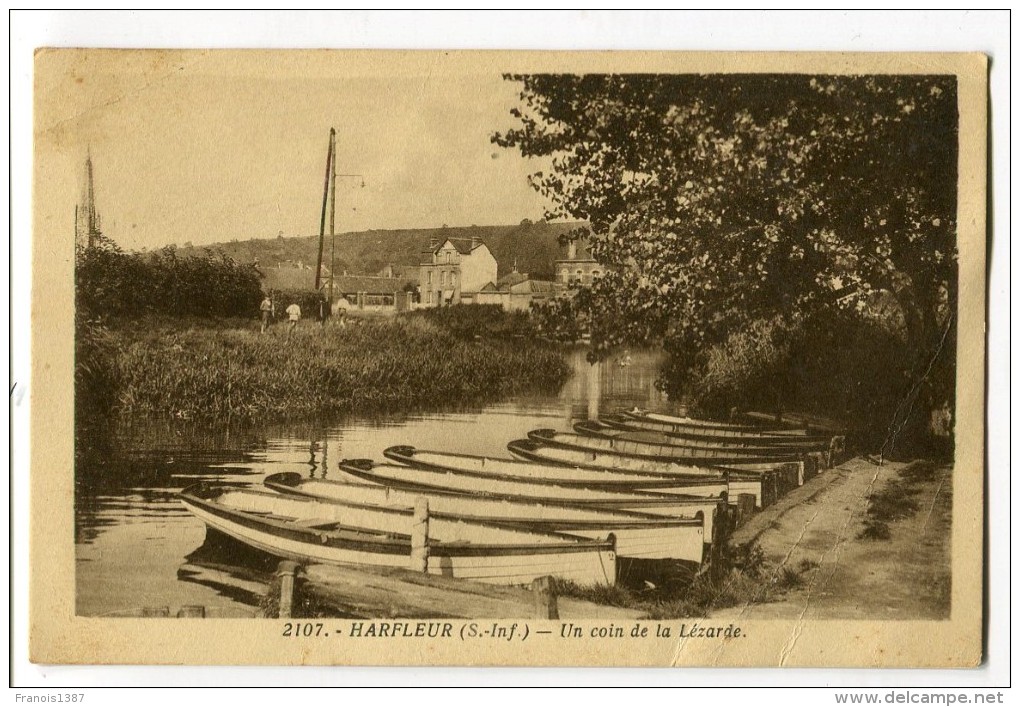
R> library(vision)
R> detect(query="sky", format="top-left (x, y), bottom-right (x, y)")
top-left (35, 50), bottom-right (553, 251)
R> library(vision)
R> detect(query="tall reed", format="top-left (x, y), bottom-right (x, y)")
top-left (110, 316), bottom-right (571, 419)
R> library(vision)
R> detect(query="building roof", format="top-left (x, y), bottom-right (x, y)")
top-left (262, 264), bottom-right (418, 296)
top-left (511, 279), bottom-right (559, 294)
top-left (497, 271), bottom-right (530, 288)
top-left (434, 238), bottom-right (484, 255)
top-left (479, 274), bottom-right (561, 295)
top-left (330, 275), bottom-right (416, 295)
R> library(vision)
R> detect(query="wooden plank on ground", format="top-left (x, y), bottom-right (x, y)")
top-left (302, 564), bottom-right (642, 620)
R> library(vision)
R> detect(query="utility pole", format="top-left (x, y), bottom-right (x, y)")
top-left (315, 129), bottom-right (335, 292)
top-left (328, 129), bottom-right (337, 305)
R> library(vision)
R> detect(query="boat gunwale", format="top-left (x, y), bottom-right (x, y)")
top-left (506, 439), bottom-right (780, 481)
top-left (574, 420), bottom-right (827, 455)
top-left (264, 472), bottom-right (706, 531)
top-left (622, 408), bottom-right (788, 432)
top-left (527, 429), bottom-right (807, 465)
top-left (592, 416), bottom-right (834, 447)
top-left (335, 460), bottom-right (721, 509)
top-left (381, 446), bottom-right (728, 487)
top-left (625, 408), bottom-right (846, 437)
top-left (181, 483), bottom-right (617, 557)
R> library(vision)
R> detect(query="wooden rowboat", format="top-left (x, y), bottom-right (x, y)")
top-left (265, 472), bottom-right (706, 564)
top-left (180, 482), bottom-right (618, 586)
top-left (622, 408), bottom-right (789, 433)
top-left (575, 419), bottom-right (831, 454)
top-left (383, 445), bottom-right (729, 485)
top-left (335, 458), bottom-right (723, 536)
top-left (593, 415), bottom-right (836, 447)
top-left (621, 408), bottom-right (831, 439)
top-left (382, 444), bottom-right (763, 512)
top-left (528, 428), bottom-right (807, 466)
top-left (506, 439), bottom-right (798, 508)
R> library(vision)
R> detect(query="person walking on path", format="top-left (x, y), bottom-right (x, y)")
top-left (286, 302), bottom-right (301, 338)
top-left (260, 294), bottom-right (275, 334)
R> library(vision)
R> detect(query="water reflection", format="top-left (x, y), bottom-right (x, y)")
top-left (75, 346), bottom-right (669, 616)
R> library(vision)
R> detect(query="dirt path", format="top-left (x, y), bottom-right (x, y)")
top-left (712, 456), bottom-right (951, 620)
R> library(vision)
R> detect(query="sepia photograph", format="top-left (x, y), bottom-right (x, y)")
top-left (23, 35), bottom-right (991, 674)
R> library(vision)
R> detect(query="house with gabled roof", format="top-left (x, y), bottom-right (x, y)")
top-left (418, 235), bottom-right (497, 307)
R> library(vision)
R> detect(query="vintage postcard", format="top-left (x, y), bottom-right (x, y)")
top-left (30, 49), bottom-right (987, 667)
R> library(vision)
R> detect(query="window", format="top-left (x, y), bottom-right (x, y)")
top-left (427, 271), bottom-right (433, 285)
top-left (561, 268), bottom-right (569, 283)
top-left (451, 272), bottom-right (457, 287)
top-left (441, 271), bottom-right (447, 286)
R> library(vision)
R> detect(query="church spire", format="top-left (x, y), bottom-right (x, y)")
top-left (76, 148), bottom-right (100, 249)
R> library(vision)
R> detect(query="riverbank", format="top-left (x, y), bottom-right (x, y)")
top-left (551, 456), bottom-right (951, 620)
top-left (95, 313), bottom-right (571, 420)
top-left (711, 457), bottom-right (951, 620)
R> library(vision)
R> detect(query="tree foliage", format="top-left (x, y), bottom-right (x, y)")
top-left (76, 239), bottom-right (264, 320)
top-left (496, 73), bottom-right (958, 450)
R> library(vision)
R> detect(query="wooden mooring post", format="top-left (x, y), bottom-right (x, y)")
top-left (276, 560), bottom-right (301, 619)
top-left (734, 493), bottom-right (757, 528)
top-left (708, 494), bottom-right (732, 583)
top-left (531, 575), bottom-right (559, 619)
top-left (411, 496), bottom-right (430, 573)
top-left (762, 470), bottom-right (779, 508)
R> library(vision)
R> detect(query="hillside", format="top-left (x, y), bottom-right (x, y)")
top-left (175, 221), bottom-right (586, 281)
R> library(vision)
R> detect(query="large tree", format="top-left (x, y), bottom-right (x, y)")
top-left (496, 73), bottom-right (958, 447)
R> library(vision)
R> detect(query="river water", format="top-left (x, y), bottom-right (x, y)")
top-left (75, 347), bottom-right (671, 617)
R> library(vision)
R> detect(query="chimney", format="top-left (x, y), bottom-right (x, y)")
top-left (567, 240), bottom-right (577, 260)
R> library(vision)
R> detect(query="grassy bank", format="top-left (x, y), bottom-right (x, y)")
top-left (103, 313), bottom-right (571, 420)
top-left (551, 542), bottom-right (807, 619)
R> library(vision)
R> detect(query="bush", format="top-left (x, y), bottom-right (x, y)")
top-left (74, 312), bottom-right (120, 470)
top-left (667, 307), bottom-right (951, 459)
top-left (685, 315), bottom-right (797, 415)
top-left (531, 296), bottom-right (588, 343)
top-left (76, 243), bottom-right (263, 321)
